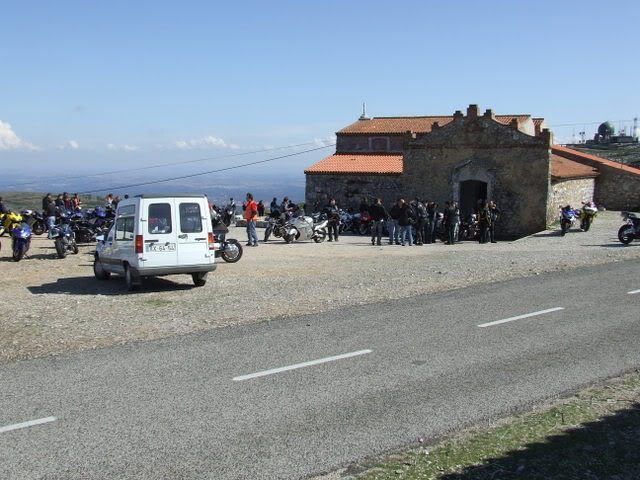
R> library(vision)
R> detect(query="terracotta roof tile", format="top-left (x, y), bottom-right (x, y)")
top-left (337, 115), bottom-right (533, 134)
top-left (305, 153), bottom-right (402, 175)
top-left (533, 118), bottom-right (545, 126)
top-left (551, 154), bottom-right (599, 179)
top-left (552, 145), bottom-right (640, 175)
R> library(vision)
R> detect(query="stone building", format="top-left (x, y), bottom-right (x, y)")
top-left (305, 104), bottom-right (640, 239)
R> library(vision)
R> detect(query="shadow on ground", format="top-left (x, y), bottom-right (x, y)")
top-left (440, 402), bottom-right (640, 480)
top-left (28, 276), bottom-right (194, 295)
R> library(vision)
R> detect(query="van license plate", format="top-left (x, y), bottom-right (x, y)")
top-left (147, 243), bottom-right (176, 252)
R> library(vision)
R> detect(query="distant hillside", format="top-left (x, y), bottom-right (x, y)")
top-left (0, 192), bottom-right (104, 212)
top-left (565, 143), bottom-right (640, 169)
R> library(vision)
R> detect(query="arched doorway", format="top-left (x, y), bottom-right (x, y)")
top-left (459, 180), bottom-right (487, 218)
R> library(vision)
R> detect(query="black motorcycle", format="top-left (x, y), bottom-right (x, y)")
top-left (211, 213), bottom-right (243, 263)
top-left (21, 210), bottom-right (48, 236)
top-left (618, 211), bottom-right (640, 244)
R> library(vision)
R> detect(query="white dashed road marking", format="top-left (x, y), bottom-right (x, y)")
top-left (628, 289), bottom-right (640, 295)
top-left (0, 416), bottom-right (57, 434)
top-left (233, 349), bottom-right (373, 381)
top-left (478, 307), bottom-right (565, 328)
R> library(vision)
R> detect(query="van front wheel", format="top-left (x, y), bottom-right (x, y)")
top-left (192, 272), bottom-right (208, 287)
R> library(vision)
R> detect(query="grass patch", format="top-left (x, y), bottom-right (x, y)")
top-left (358, 372), bottom-right (640, 479)
top-left (142, 298), bottom-right (173, 307)
top-left (0, 191), bottom-right (103, 212)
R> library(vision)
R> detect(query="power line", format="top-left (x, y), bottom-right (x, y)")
top-left (6, 140), bottom-right (330, 188)
top-left (76, 144), bottom-right (335, 194)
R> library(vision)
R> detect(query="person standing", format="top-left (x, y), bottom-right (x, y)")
top-left (62, 192), bottom-right (71, 210)
top-left (398, 199), bottom-right (414, 246)
top-left (425, 201), bottom-right (437, 244)
top-left (413, 198), bottom-right (426, 245)
top-left (55, 194), bottom-right (65, 210)
top-left (257, 200), bottom-right (265, 218)
top-left (478, 200), bottom-right (490, 244)
top-left (45, 198), bottom-right (57, 238)
top-left (388, 199), bottom-right (402, 245)
top-left (244, 193), bottom-right (259, 246)
top-left (323, 199), bottom-right (340, 242)
top-left (72, 193), bottom-right (82, 211)
top-left (444, 201), bottom-right (460, 245)
top-left (488, 200), bottom-right (500, 243)
top-left (42, 193), bottom-right (52, 213)
top-left (0, 196), bottom-right (9, 214)
top-left (369, 198), bottom-right (388, 246)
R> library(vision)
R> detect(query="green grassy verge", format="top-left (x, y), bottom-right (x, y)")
top-left (358, 372), bottom-right (640, 479)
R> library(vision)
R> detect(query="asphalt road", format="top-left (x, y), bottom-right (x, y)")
top-left (1, 260), bottom-right (640, 479)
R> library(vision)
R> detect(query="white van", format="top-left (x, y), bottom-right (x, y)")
top-left (94, 194), bottom-right (216, 290)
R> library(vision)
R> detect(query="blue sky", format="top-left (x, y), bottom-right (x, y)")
top-left (1, 0), bottom-right (638, 191)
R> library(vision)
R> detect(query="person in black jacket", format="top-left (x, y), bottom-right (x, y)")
top-left (323, 199), bottom-right (340, 242)
top-left (425, 201), bottom-right (437, 243)
top-left (388, 199), bottom-right (402, 245)
top-left (488, 200), bottom-right (500, 243)
top-left (398, 199), bottom-right (415, 246)
top-left (369, 198), bottom-right (388, 246)
top-left (413, 198), bottom-right (427, 245)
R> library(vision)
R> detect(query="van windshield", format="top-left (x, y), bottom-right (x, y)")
top-left (148, 203), bottom-right (172, 234)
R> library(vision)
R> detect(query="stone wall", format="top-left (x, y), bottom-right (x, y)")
top-left (552, 149), bottom-right (640, 211)
top-left (549, 178), bottom-right (596, 216)
top-left (305, 173), bottom-right (403, 211)
top-left (336, 134), bottom-right (404, 153)
top-left (402, 107), bottom-right (552, 238)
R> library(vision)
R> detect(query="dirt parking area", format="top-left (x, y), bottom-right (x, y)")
top-left (1, 211), bottom-right (638, 364)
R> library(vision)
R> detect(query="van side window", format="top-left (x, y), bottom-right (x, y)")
top-left (148, 203), bottom-right (172, 234)
top-left (115, 217), bottom-right (135, 241)
top-left (179, 203), bottom-right (202, 233)
top-left (117, 205), bottom-right (135, 217)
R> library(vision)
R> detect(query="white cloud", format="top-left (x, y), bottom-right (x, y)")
top-left (107, 143), bottom-right (140, 151)
top-left (0, 120), bottom-right (40, 151)
top-left (313, 135), bottom-right (337, 147)
top-left (67, 140), bottom-right (80, 150)
top-left (174, 135), bottom-right (240, 150)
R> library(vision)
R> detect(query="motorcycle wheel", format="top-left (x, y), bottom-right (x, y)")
top-left (72, 242), bottom-right (79, 254)
top-left (314, 229), bottom-right (327, 243)
top-left (221, 239), bottom-right (243, 263)
top-left (264, 225), bottom-right (272, 242)
top-left (12, 243), bottom-right (26, 262)
top-left (618, 225), bottom-right (634, 244)
top-left (33, 221), bottom-right (46, 236)
top-left (283, 233), bottom-right (293, 244)
top-left (358, 223), bottom-right (370, 235)
top-left (560, 220), bottom-right (568, 236)
top-left (583, 218), bottom-right (591, 232)
top-left (55, 238), bottom-right (67, 258)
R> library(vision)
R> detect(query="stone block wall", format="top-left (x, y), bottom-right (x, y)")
top-left (549, 178), bottom-right (596, 218)
top-left (305, 173), bottom-right (403, 211)
top-left (336, 134), bottom-right (404, 153)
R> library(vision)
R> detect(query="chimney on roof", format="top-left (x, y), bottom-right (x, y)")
top-left (541, 128), bottom-right (553, 146)
top-left (510, 118), bottom-right (520, 130)
top-left (359, 102), bottom-right (370, 121)
top-left (467, 104), bottom-right (479, 119)
top-left (483, 109), bottom-right (495, 120)
top-left (453, 110), bottom-right (464, 119)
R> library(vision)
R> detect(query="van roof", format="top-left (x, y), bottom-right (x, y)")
top-left (134, 194), bottom-right (208, 199)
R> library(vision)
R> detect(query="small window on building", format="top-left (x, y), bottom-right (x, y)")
top-left (148, 203), bottom-right (172, 234)
top-left (179, 203), bottom-right (202, 233)
top-left (115, 217), bottom-right (135, 241)
top-left (370, 137), bottom-right (389, 152)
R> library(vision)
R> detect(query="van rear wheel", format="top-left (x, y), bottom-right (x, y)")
top-left (125, 264), bottom-right (141, 291)
top-left (192, 272), bottom-right (208, 287)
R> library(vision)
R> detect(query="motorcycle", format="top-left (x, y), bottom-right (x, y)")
top-left (282, 214), bottom-right (328, 243)
top-left (618, 211), bottom-right (640, 245)
top-left (11, 222), bottom-right (32, 261)
top-left (222, 199), bottom-right (237, 227)
top-left (50, 218), bottom-right (79, 258)
top-left (338, 209), bottom-right (353, 234)
top-left (357, 212), bottom-right (373, 235)
top-left (264, 214), bottom-right (288, 242)
top-left (577, 202), bottom-right (598, 232)
top-left (21, 210), bottom-right (48, 236)
top-left (211, 210), bottom-right (243, 263)
top-left (559, 206), bottom-right (577, 236)
top-left (1, 211), bottom-right (23, 237)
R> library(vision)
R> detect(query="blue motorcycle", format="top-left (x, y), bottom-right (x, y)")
top-left (11, 223), bottom-right (32, 261)
top-left (50, 219), bottom-right (79, 259)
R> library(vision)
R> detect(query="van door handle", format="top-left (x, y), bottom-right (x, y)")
top-left (178, 234), bottom-right (188, 239)
top-left (195, 237), bottom-right (206, 241)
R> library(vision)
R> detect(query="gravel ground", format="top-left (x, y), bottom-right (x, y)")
top-left (1, 211), bottom-right (638, 365)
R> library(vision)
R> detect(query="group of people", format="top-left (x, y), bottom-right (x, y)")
top-left (325, 197), bottom-right (501, 246)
